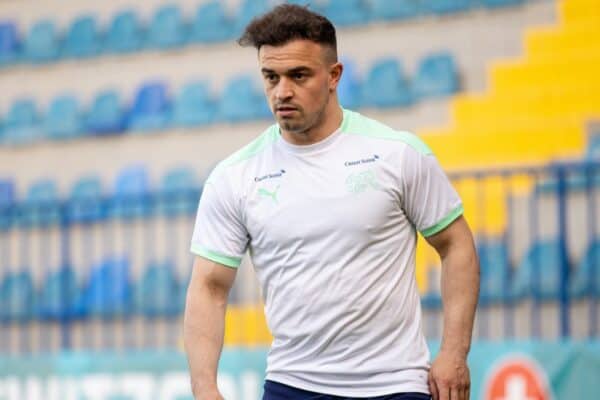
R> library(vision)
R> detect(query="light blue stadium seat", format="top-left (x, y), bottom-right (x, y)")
top-left (105, 10), bottom-right (144, 54)
top-left (37, 267), bottom-right (83, 320)
top-left (481, 0), bottom-right (524, 8)
top-left (127, 82), bottom-right (171, 132)
top-left (190, 1), bottom-right (234, 43)
top-left (133, 262), bottom-right (181, 317)
top-left (232, 0), bottom-right (269, 37)
top-left (23, 20), bottom-right (60, 63)
top-left (159, 167), bottom-right (200, 217)
top-left (217, 76), bottom-right (271, 122)
top-left (43, 95), bottom-right (84, 140)
top-left (146, 5), bottom-right (188, 49)
top-left (63, 15), bottom-right (102, 59)
top-left (570, 241), bottom-right (600, 300)
top-left (413, 52), bottom-right (459, 100)
top-left (66, 175), bottom-right (104, 223)
top-left (107, 165), bottom-right (152, 219)
top-left (371, 0), bottom-right (421, 21)
top-left (17, 179), bottom-right (61, 228)
top-left (0, 270), bottom-right (35, 323)
top-left (362, 59), bottom-right (413, 108)
top-left (323, 0), bottom-right (371, 27)
top-left (511, 240), bottom-right (564, 302)
top-left (3, 99), bottom-right (42, 146)
top-left (0, 179), bottom-right (14, 231)
top-left (78, 257), bottom-right (131, 319)
top-left (173, 81), bottom-right (217, 127)
top-left (85, 90), bottom-right (125, 135)
top-left (338, 58), bottom-right (363, 110)
top-left (0, 21), bottom-right (20, 67)
top-left (478, 240), bottom-right (510, 305)
top-left (425, 0), bottom-right (473, 14)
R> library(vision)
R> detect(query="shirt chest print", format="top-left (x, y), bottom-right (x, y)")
top-left (258, 184), bottom-right (281, 203)
top-left (345, 169), bottom-right (380, 194)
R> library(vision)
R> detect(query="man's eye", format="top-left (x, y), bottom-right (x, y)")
top-left (266, 75), bottom-right (278, 82)
top-left (293, 73), bottom-right (306, 80)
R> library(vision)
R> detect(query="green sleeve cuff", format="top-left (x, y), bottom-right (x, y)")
top-left (190, 244), bottom-right (242, 268)
top-left (420, 204), bottom-right (464, 237)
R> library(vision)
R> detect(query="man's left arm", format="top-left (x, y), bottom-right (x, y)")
top-left (425, 215), bottom-right (480, 400)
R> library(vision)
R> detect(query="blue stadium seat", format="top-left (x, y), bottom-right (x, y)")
top-left (511, 240), bottom-right (563, 302)
top-left (133, 262), bottom-right (181, 317)
top-left (217, 76), bottom-right (271, 122)
top-left (371, 0), bottom-right (421, 21)
top-left (286, 0), bottom-right (326, 12)
top-left (17, 179), bottom-right (61, 228)
top-left (413, 52), bottom-right (459, 100)
top-left (63, 15), bottom-right (102, 59)
top-left (146, 5), bottom-right (188, 49)
top-left (362, 59), bottom-right (413, 108)
top-left (323, 0), bottom-right (371, 27)
top-left (0, 21), bottom-right (20, 67)
top-left (127, 82), bottom-right (171, 132)
top-left (232, 0), bottom-right (269, 37)
top-left (478, 240), bottom-right (511, 305)
top-left (159, 167), bottom-right (200, 217)
top-left (570, 241), bottom-right (600, 300)
top-left (43, 95), bottom-right (84, 140)
top-left (79, 257), bottom-right (131, 319)
top-left (3, 99), bottom-right (42, 146)
top-left (190, 1), bottom-right (234, 43)
top-left (481, 0), bottom-right (525, 8)
top-left (0, 179), bottom-right (14, 231)
top-left (105, 10), bottom-right (144, 54)
top-left (37, 267), bottom-right (83, 320)
top-left (0, 270), bottom-right (35, 323)
top-left (173, 81), bottom-right (217, 127)
top-left (586, 134), bottom-right (600, 159)
top-left (66, 175), bottom-right (104, 223)
top-left (23, 20), bottom-right (60, 63)
top-left (85, 90), bottom-right (125, 135)
top-left (338, 58), bottom-right (363, 110)
top-left (107, 165), bottom-right (152, 219)
top-left (425, 0), bottom-right (473, 14)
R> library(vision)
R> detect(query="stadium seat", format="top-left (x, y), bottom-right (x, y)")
top-left (127, 82), bottom-right (171, 132)
top-left (570, 241), bottom-right (600, 299)
top-left (217, 76), bottom-right (271, 122)
top-left (85, 90), bottom-right (126, 135)
top-left (105, 10), bottom-right (144, 54)
top-left (37, 267), bottom-right (83, 320)
top-left (107, 165), bottom-right (152, 219)
top-left (158, 167), bottom-right (200, 217)
top-left (43, 95), bottom-right (84, 140)
top-left (133, 262), bottom-right (181, 317)
top-left (66, 175), bottom-right (104, 223)
top-left (146, 5), bottom-right (188, 49)
top-left (0, 270), bottom-right (35, 323)
top-left (17, 179), bottom-right (61, 228)
top-left (190, 1), bottom-right (234, 43)
top-left (323, 0), bottom-right (371, 27)
top-left (23, 20), bottom-right (60, 63)
top-left (337, 58), bottom-right (363, 110)
top-left (78, 257), bottom-right (131, 319)
top-left (362, 59), bottom-right (413, 108)
top-left (478, 240), bottom-right (511, 305)
top-left (413, 53), bottom-right (459, 100)
top-left (0, 179), bottom-right (14, 231)
top-left (425, 0), bottom-right (473, 15)
top-left (3, 99), bottom-right (42, 146)
top-left (173, 81), bottom-right (217, 127)
top-left (0, 21), bottom-right (20, 67)
top-left (371, 0), bottom-right (421, 21)
top-left (481, 0), bottom-right (525, 8)
top-left (63, 15), bottom-right (102, 59)
top-left (511, 240), bottom-right (564, 302)
top-left (232, 0), bottom-right (269, 37)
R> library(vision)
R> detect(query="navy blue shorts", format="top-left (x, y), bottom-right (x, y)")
top-left (263, 380), bottom-right (432, 400)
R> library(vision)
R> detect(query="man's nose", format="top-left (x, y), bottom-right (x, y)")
top-left (275, 78), bottom-right (294, 101)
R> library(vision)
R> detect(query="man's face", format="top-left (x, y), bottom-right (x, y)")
top-left (259, 39), bottom-right (338, 135)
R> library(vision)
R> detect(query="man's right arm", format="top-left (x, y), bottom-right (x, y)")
top-left (183, 256), bottom-right (237, 400)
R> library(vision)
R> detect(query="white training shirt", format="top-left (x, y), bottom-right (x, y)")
top-left (190, 108), bottom-right (463, 397)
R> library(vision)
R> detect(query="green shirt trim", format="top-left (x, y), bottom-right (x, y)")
top-left (190, 244), bottom-right (241, 268)
top-left (420, 204), bottom-right (464, 237)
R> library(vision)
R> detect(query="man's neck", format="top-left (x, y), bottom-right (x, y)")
top-left (281, 104), bottom-right (344, 146)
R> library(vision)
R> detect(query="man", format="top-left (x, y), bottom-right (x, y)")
top-left (184, 4), bottom-right (479, 400)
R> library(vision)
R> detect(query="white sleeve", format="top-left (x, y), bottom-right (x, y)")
top-left (400, 144), bottom-right (463, 237)
top-left (189, 169), bottom-right (249, 268)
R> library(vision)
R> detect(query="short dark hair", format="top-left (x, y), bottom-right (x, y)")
top-left (238, 4), bottom-right (337, 61)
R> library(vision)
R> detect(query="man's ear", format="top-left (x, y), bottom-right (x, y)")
top-left (329, 62), bottom-right (344, 92)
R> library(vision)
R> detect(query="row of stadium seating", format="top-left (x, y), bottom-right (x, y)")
top-left (0, 53), bottom-right (459, 146)
top-left (0, 0), bottom-right (529, 68)
top-left (1, 238), bottom-right (598, 324)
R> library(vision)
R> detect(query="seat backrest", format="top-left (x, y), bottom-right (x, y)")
top-left (27, 179), bottom-right (58, 204)
top-left (131, 82), bottom-right (169, 114)
top-left (148, 4), bottom-right (186, 47)
top-left (162, 167), bottom-right (196, 193)
top-left (0, 270), bottom-right (35, 321)
top-left (90, 90), bottom-right (121, 117)
top-left (114, 165), bottom-right (149, 196)
top-left (337, 58), bottom-right (362, 109)
top-left (0, 21), bottom-right (20, 54)
top-left (106, 10), bottom-right (142, 52)
top-left (0, 179), bottom-right (15, 207)
top-left (514, 240), bottom-right (563, 298)
top-left (47, 95), bottom-right (79, 119)
top-left (324, 0), bottom-right (371, 26)
top-left (25, 20), bottom-right (58, 59)
top-left (371, 0), bottom-right (422, 20)
top-left (6, 99), bottom-right (38, 127)
top-left (233, 0), bottom-right (269, 34)
top-left (64, 15), bottom-right (99, 56)
top-left (71, 175), bottom-right (102, 200)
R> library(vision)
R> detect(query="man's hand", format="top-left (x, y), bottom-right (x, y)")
top-left (428, 350), bottom-right (470, 400)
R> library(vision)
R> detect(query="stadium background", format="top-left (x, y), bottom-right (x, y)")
top-left (0, 0), bottom-right (599, 398)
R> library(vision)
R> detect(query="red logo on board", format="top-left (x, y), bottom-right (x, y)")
top-left (483, 354), bottom-right (552, 400)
